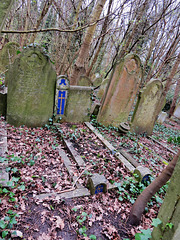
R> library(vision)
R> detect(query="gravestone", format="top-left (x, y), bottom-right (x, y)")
top-left (92, 77), bottom-right (103, 88)
top-left (54, 75), bottom-right (69, 121)
top-left (131, 79), bottom-right (163, 135)
top-left (6, 46), bottom-right (56, 127)
top-left (157, 111), bottom-right (167, 124)
top-left (96, 78), bottom-right (109, 100)
top-left (173, 101), bottom-right (180, 119)
top-left (65, 86), bottom-right (93, 123)
top-left (0, 42), bottom-right (19, 72)
top-left (77, 76), bottom-right (93, 86)
top-left (97, 54), bottom-right (142, 126)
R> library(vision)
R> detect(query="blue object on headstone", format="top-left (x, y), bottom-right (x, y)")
top-left (59, 79), bottom-right (67, 86)
top-left (95, 184), bottom-right (104, 194)
top-left (57, 90), bottom-right (66, 115)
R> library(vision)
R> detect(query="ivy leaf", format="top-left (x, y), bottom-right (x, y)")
top-left (152, 218), bottom-right (162, 227)
top-left (0, 220), bottom-right (7, 229)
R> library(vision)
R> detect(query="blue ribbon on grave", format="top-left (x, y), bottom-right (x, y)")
top-left (95, 184), bottom-right (104, 194)
top-left (57, 90), bottom-right (66, 115)
top-left (59, 79), bottom-right (66, 86)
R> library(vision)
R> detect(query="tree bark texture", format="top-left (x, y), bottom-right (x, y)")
top-left (70, 0), bottom-right (107, 85)
top-left (128, 150), bottom-right (180, 226)
top-left (0, 0), bottom-right (14, 33)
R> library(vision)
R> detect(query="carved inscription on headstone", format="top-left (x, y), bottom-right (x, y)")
top-left (6, 46), bottom-right (56, 127)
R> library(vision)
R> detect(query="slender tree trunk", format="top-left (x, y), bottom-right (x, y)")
top-left (58, 0), bottom-right (83, 75)
top-left (156, 52), bottom-right (180, 115)
top-left (86, 0), bottom-right (113, 77)
top-left (70, 0), bottom-right (107, 85)
top-left (20, 0), bottom-right (31, 49)
top-left (30, 0), bottom-right (52, 43)
top-left (169, 79), bottom-right (180, 117)
top-left (0, 0), bottom-right (14, 33)
top-left (128, 150), bottom-right (180, 226)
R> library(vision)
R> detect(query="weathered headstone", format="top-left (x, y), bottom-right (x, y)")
top-left (65, 86), bottom-right (93, 123)
top-left (173, 101), bottom-right (180, 119)
top-left (54, 75), bottom-right (69, 121)
top-left (6, 46), bottom-right (56, 127)
top-left (0, 42), bottom-right (19, 71)
top-left (131, 79), bottom-right (163, 135)
top-left (92, 77), bottom-right (103, 88)
top-left (96, 78), bottom-right (109, 100)
top-left (77, 76), bottom-right (93, 86)
top-left (97, 54), bottom-right (142, 126)
top-left (157, 111), bottom-right (167, 124)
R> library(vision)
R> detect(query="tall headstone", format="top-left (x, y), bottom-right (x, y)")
top-left (173, 101), bottom-right (180, 119)
top-left (97, 54), bottom-right (142, 126)
top-left (131, 79), bottom-right (163, 135)
top-left (65, 86), bottom-right (93, 123)
top-left (6, 46), bottom-right (56, 127)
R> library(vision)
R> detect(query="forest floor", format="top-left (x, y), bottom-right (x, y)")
top-left (0, 116), bottom-right (180, 240)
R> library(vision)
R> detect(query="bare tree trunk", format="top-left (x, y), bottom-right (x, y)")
top-left (58, 0), bottom-right (83, 75)
top-left (20, 0), bottom-right (31, 49)
top-left (169, 79), bottom-right (180, 117)
top-left (30, 0), bottom-right (52, 43)
top-left (128, 150), bottom-right (180, 226)
top-left (86, 0), bottom-right (113, 77)
top-left (70, 0), bottom-right (107, 85)
top-left (0, 0), bottom-right (14, 33)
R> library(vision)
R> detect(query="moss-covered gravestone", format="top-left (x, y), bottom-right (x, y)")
top-left (65, 86), bottom-right (93, 123)
top-left (6, 46), bottom-right (56, 127)
top-left (0, 42), bottom-right (19, 72)
top-left (77, 76), bottom-right (93, 86)
top-left (131, 79), bottom-right (163, 135)
top-left (97, 54), bottom-right (142, 126)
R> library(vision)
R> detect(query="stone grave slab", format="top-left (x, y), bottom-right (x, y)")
top-left (6, 46), bottom-right (56, 127)
top-left (173, 101), bottom-right (180, 119)
top-left (97, 54), bottom-right (142, 126)
top-left (65, 86), bottom-right (93, 123)
top-left (157, 111), bottom-right (167, 124)
top-left (77, 76), bottom-right (93, 86)
top-left (131, 79), bottom-right (163, 135)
